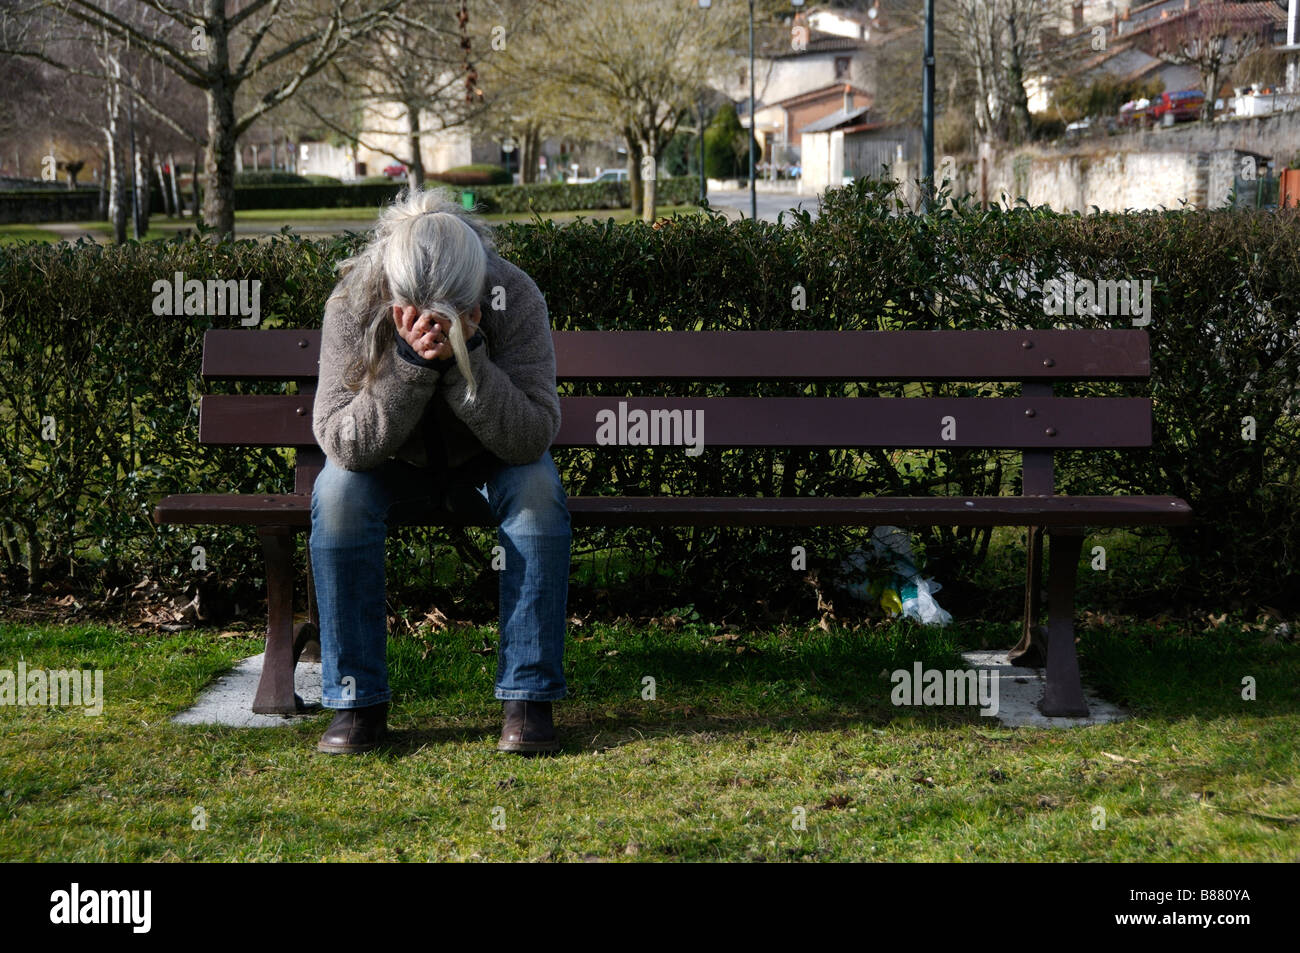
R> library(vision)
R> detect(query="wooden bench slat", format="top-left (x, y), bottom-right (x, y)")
top-left (153, 493), bottom-right (1192, 529)
top-left (199, 394), bottom-right (1153, 449)
top-left (203, 329), bottom-right (321, 379)
top-left (553, 330), bottom-right (1150, 381)
top-left (199, 329), bottom-right (1151, 382)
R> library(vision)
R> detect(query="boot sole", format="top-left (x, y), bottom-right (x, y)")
top-left (316, 740), bottom-right (382, 754)
top-left (497, 738), bottom-right (560, 754)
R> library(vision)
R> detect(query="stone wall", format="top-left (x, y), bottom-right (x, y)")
top-left (1088, 109), bottom-right (1300, 165)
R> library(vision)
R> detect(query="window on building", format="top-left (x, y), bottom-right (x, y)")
top-left (835, 56), bottom-right (851, 79)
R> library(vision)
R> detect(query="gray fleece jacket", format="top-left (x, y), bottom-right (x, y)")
top-left (312, 249), bottom-right (561, 472)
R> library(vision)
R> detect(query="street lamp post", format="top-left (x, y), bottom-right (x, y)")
top-left (922, 0), bottom-right (935, 211)
top-left (696, 0), bottom-right (755, 219)
top-left (700, 0), bottom-right (808, 220)
top-left (747, 0), bottom-right (756, 220)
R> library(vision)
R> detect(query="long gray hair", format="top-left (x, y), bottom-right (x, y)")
top-left (332, 187), bottom-right (494, 400)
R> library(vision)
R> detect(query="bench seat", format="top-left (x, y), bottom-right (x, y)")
top-left (156, 327), bottom-right (1192, 719)
top-left (154, 492), bottom-right (1192, 528)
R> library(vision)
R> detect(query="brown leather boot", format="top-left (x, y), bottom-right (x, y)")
top-left (497, 700), bottom-right (559, 754)
top-left (316, 702), bottom-right (388, 754)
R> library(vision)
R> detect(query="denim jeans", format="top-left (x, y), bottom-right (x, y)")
top-left (309, 450), bottom-right (570, 709)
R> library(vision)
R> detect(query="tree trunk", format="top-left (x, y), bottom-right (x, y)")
top-left (105, 126), bottom-right (127, 244)
top-left (520, 123), bottom-right (542, 184)
top-left (625, 130), bottom-right (643, 217)
top-left (191, 147), bottom-right (202, 220)
top-left (1004, 14), bottom-right (1032, 144)
top-left (135, 142), bottom-right (152, 235)
top-left (403, 100), bottom-right (425, 190)
top-left (204, 78), bottom-right (238, 236)
top-left (105, 60), bottom-right (128, 244)
top-left (641, 135), bottom-right (657, 223)
top-left (154, 154), bottom-right (173, 217)
top-left (168, 152), bottom-right (183, 216)
top-left (1202, 67), bottom-right (1219, 122)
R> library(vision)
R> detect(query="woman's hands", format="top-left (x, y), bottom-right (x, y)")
top-left (393, 302), bottom-right (481, 361)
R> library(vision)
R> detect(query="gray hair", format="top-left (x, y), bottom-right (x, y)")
top-left (332, 187), bottom-right (494, 400)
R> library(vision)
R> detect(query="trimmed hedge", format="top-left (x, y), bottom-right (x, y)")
top-left (460, 176), bottom-right (701, 214)
top-left (224, 182), bottom-right (404, 210)
top-left (0, 179), bottom-right (1296, 621)
top-left (217, 176), bottom-right (701, 213)
top-left (234, 171), bottom-right (310, 185)
top-left (430, 164), bottom-right (512, 186)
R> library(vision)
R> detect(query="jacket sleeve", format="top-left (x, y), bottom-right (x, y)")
top-left (435, 258), bottom-right (561, 465)
top-left (311, 293), bottom-right (444, 471)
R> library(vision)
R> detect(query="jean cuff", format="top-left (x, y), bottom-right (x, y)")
top-left (322, 689), bottom-right (392, 709)
top-left (494, 689), bottom-right (567, 702)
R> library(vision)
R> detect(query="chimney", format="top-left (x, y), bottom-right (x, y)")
top-left (843, 85), bottom-right (854, 111)
top-left (1073, 2), bottom-right (1084, 31)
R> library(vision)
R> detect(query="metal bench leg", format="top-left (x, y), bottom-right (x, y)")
top-left (252, 527), bottom-right (302, 714)
top-left (1041, 528), bottom-right (1089, 717)
top-left (1009, 525), bottom-right (1046, 667)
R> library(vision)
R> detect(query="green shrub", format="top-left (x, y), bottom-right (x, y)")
top-left (234, 171), bottom-right (310, 185)
top-left (0, 180), bottom-right (1296, 620)
top-left (704, 103), bottom-right (761, 180)
top-left (456, 176), bottom-right (700, 214)
top-left (303, 174), bottom-right (343, 185)
top-left (430, 164), bottom-right (511, 186)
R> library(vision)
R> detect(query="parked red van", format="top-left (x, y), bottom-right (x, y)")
top-left (1150, 89), bottom-right (1206, 124)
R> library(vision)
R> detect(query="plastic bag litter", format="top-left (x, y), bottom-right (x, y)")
top-left (836, 525), bottom-right (953, 626)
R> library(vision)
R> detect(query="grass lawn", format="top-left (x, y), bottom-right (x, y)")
top-left (0, 205), bottom-right (703, 245)
top-left (1, 616), bottom-right (1296, 861)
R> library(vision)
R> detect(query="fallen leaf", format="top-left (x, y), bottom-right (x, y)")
top-left (1100, 751), bottom-right (1140, 764)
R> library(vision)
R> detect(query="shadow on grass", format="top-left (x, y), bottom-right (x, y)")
top-left (1080, 624), bottom-right (1300, 720)
top-left (375, 622), bottom-right (989, 756)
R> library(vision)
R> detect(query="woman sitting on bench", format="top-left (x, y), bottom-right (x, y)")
top-left (309, 187), bottom-right (570, 755)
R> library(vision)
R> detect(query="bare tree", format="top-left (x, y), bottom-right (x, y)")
top-left (3, 0), bottom-right (404, 236)
top-left (524, 0), bottom-right (738, 221)
top-left (1150, 1), bottom-right (1272, 122)
top-left (296, 0), bottom-right (512, 190)
top-left (2, 3), bottom-right (207, 240)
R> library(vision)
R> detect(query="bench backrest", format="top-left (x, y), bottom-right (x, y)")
top-left (198, 328), bottom-right (1152, 496)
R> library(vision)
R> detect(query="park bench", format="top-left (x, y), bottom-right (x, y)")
top-left (153, 327), bottom-right (1192, 718)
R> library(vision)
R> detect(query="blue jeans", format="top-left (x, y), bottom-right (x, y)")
top-left (309, 450), bottom-right (570, 709)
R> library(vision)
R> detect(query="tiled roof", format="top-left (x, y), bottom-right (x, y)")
top-left (800, 104), bottom-right (873, 133)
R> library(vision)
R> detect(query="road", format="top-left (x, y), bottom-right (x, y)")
top-left (702, 188), bottom-right (821, 223)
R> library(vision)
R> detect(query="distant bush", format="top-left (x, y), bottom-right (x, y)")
top-left (233, 171), bottom-right (310, 185)
top-left (457, 176), bottom-right (701, 214)
top-left (430, 164), bottom-right (511, 186)
top-left (303, 174), bottom-right (343, 185)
